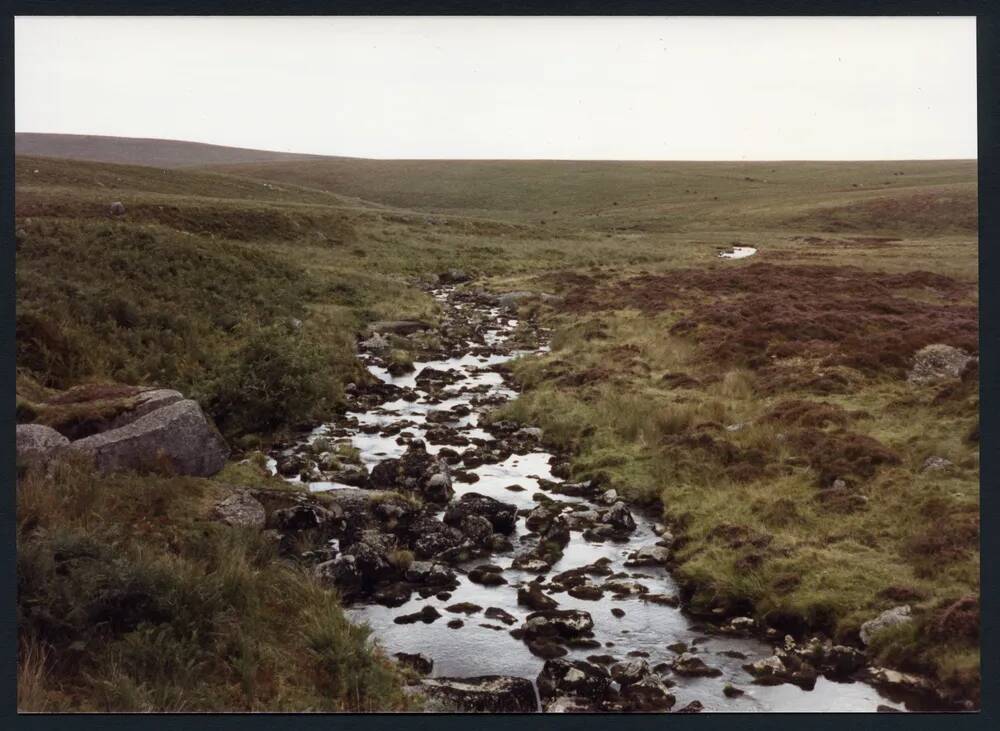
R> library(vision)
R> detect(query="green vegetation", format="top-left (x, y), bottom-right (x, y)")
top-left (15, 142), bottom-right (979, 709)
top-left (16, 456), bottom-right (411, 711)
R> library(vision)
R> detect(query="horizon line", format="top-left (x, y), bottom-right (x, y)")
top-left (15, 131), bottom-right (979, 164)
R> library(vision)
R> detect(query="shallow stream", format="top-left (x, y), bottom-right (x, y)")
top-left (280, 287), bottom-right (919, 712)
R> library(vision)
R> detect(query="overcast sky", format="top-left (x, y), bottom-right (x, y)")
top-left (15, 16), bottom-right (977, 160)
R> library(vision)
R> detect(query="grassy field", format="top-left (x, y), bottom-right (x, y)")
top-left (15, 143), bottom-right (979, 709)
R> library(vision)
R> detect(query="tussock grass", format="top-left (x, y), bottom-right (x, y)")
top-left (16, 459), bottom-right (412, 712)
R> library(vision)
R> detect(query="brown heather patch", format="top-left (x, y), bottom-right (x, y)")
top-left (788, 235), bottom-right (903, 248)
top-left (929, 595), bottom-right (979, 642)
top-left (786, 428), bottom-right (900, 488)
top-left (761, 399), bottom-right (861, 429)
top-left (660, 432), bottom-right (774, 484)
top-left (45, 383), bottom-right (145, 405)
top-left (560, 263), bottom-right (976, 377)
top-left (906, 512), bottom-right (980, 573)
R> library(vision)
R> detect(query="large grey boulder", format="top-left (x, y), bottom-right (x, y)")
top-left (106, 389), bottom-right (185, 431)
top-left (69, 399), bottom-right (228, 476)
top-left (16, 424), bottom-right (70, 458)
top-left (419, 675), bottom-right (538, 713)
top-left (908, 344), bottom-right (974, 384)
top-left (860, 605), bottom-right (913, 645)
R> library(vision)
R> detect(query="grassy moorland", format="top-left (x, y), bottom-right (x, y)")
top-left (15, 144), bottom-right (979, 709)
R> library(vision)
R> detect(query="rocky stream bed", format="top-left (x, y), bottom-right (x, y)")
top-left (265, 284), bottom-right (946, 713)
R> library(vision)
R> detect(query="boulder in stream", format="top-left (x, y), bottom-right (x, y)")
top-left (419, 675), bottom-right (538, 713)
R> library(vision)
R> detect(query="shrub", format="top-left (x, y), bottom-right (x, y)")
top-left (199, 325), bottom-right (343, 439)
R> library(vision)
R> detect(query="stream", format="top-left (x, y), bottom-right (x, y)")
top-left (273, 285), bottom-right (923, 713)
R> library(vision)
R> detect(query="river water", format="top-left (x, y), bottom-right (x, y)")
top-left (279, 286), bottom-right (917, 713)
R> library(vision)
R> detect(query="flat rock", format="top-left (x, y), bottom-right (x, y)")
top-left (212, 490), bottom-right (266, 529)
top-left (420, 675), bottom-right (537, 713)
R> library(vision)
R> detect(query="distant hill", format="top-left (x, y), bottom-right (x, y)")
top-left (14, 133), bottom-right (332, 169)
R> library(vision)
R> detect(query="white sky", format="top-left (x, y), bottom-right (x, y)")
top-left (15, 16), bottom-right (978, 160)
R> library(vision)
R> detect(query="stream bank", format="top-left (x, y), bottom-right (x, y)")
top-left (268, 283), bottom-right (948, 713)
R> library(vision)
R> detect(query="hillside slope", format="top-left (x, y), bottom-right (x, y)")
top-left (15, 133), bottom-right (330, 168)
top-left (204, 157), bottom-right (977, 235)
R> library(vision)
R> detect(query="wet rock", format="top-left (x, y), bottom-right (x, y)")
top-left (518, 584), bottom-right (559, 611)
top-left (212, 490), bottom-right (266, 529)
top-left (676, 700), bottom-right (704, 713)
top-left (343, 540), bottom-right (394, 587)
top-left (741, 653), bottom-right (818, 690)
top-left (424, 472), bottom-right (454, 503)
top-left (410, 516), bottom-right (465, 560)
top-left (536, 659), bottom-right (614, 710)
top-left (447, 619), bottom-right (464, 629)
top-left (522, 609), bottom-right (594, 640)
top-left (332, 464), bottom-right (368, 487)
top-left (525, 502), bottom-right (562, 531)
top-left (610, 658), bottom-right (651, 686)
top-left (445, 602), bottom-right (483, 615)
top-left (860, 605), bottom-right (912, 645)
top-left (542, 696), bottom-right (596, 713)
top-left (373, 583), bottom-right (413, 608)
top-left (722, 616), bottom-right (756, 635)
top-left (485, 607), bottom-right (518, 626)
top-left (543, 479), bottom-right (599, 499)
top-left (611, 608), bottom-right (625, 618)
top-left (860, 667), bottom-right (935, 694)
top-left (908, 344), bottom-right (973, 384)
top-left (603, 501), bottom-right (637, 532)
top-left (672, 652), bottom-right (723, 678)
top-left (403, 560), bottom-right (455, 586)
top-left (511, 555), bottom-right (551, 573)
top-left (444, 492), bottom-right (519, 534)
top-left (415, 366), bottom-right (463, 388)
top-left (562, 509), bottom-right (600, 531)
top-left (625, 544), bottom-right (671, 567)
top-left (419, 675), bottom-right (537, 713)
top-left (394, 652), bottom-right (433, 675)
top-left (528, 639), bottom-right (568, 659)
top-left (394, 605), bottom-right (442, 625)
top-left (723, 684), bottom-right (745, 698)
top-left (70, 399), bottom-right (229, 477)
top-left (795, 638), bottom-right (866, 678)
top-left (621, 675), bottom-right (676, 712)
top-left (314, 554), bottom-right (363, 590)
top-left (271, 503), bottom-right (343, 532)
top-left (371, 441), bottom-right (453, 503)
top-left (603, 579), bottom-right (649, 597)
top-left (568, 583), bottom-right (604, 601)
top-left (489, 533), bottom-right (514, 552)
top-left (458, 514), bottom-right (494, 546)
top-left (469, 564), bottom-right (508, 586)
top-left (541, 514), bottom-right (571, 547)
